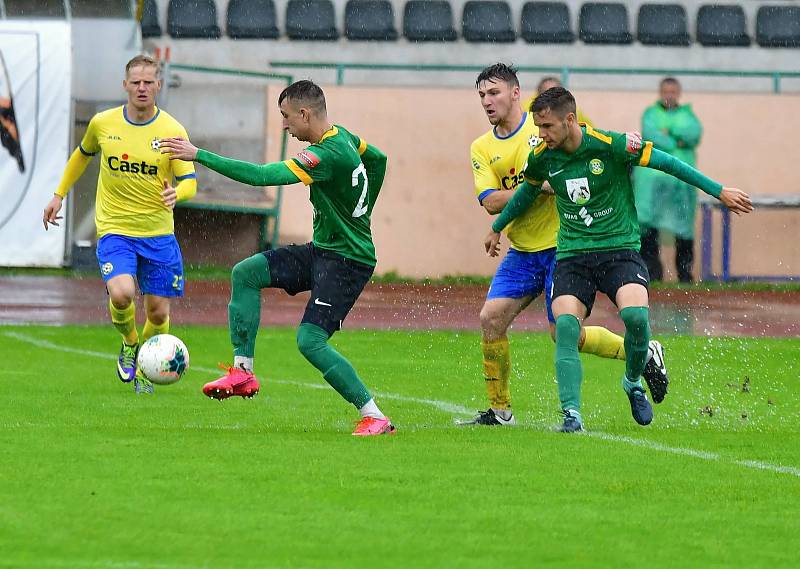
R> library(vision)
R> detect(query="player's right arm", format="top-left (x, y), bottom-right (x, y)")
top-left (159, 137), bottom-right (303, 186)
top-left (470, 140), bottom-right (507, 214)
top-left (44, 118), bottom-right (99, 230)
top-left (357, 137), bottom-right (388, 194)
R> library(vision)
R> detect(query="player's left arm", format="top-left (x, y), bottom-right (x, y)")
top-left (484, 179), bottom-right (544, 256)
top-left (645, 147), bottom-right (753, 215)
top-left (159, 136), bottom-right (302, 187)
top-left (358, 138), bottom-right (388, 193)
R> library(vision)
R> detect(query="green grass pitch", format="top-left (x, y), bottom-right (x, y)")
top-left (1, 325), bottom-right (798, 569)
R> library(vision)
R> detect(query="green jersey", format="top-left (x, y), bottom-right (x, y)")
top-left (523, 125), bottom-right (654, 259)
top-left (285, 125), bottom-right (384, 267)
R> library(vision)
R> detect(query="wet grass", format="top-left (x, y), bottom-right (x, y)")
top-left (1, 325), bottom-right (798, 569)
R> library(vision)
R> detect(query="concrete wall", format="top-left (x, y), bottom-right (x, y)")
top-left (264, 85), bottom-right (800, 279)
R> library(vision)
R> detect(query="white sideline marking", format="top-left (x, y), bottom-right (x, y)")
top-left (4, 330), bottom-right (799, 478)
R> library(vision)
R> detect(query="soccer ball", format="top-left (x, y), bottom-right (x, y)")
top-left (137, 334), bottom-right (190, 385)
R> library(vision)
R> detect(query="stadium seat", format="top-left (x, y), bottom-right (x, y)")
top-left (403, 0), bottom-right (457, 42)
top-left (696, 5), bottom-right (750, 47)
top-left (286, 0), bottom-right (339, 40)
top-left (227, 0), bottom-right (279, 39)
top-left (521, 2), bottom-right (574, 44)
top-left (462, 1), bottom-right (516, 43)
top-left (167, 0), bottom-right (221, 39)
top-left (637, 4), bottom-right (690, 46)
top-left (756, 5), bottom-right (800, 48)
top-left (579, 3), bottom-right (632, 44)
top-left (4, 0), bottom-right (66, 18)
top-left (140, 0), bottom-right (162, 38)
top-left (345, 0), bottom-right (398, 41)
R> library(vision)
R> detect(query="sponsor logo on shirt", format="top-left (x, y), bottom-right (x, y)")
top-left (489, 155), bottom-right (501, 164)
top-left (107, 153), bottom-right (159, 175)
top-left (566, 177), bottom-right (591, 205)
top-left (501, 167), bottom-right (525, 190)
top-left (589, 159), bottom-right (604, 175)
top-left (625, 132), bottom-right (643, 154)
top-left (297, 150), bottom-right (320, 169)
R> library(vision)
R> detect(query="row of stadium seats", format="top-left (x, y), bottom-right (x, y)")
top-left (142, 0), bottom-right (800, 47)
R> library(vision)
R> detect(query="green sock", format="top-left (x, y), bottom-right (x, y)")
top-left (297, 323), bottom-right (372, 409)
top-left (622, 376), bottom-right (644, 395)
top-left (555, 314), bottom-right (582, 412)
top-left (619, 306), bottom-right (651, 381)
top-left (228, 254), bottom-right (272, 358)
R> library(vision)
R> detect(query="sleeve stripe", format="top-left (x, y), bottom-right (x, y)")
top-left (358, 138), bottom-right (368, 155)
top-left (524, 176), bottom-right (543, 185)
top-left (639, 141), bottom-right (653, 167)
top-left (78, 144), bottom-right (97, 156)
top-left (175, 173), bottom-right (196, 181)
top-left (533, 141), bottom-right (547, 156)
top-left (284, 159), bottom-right (313, 185)
top-left (477, 189), bottom-right (498, 204)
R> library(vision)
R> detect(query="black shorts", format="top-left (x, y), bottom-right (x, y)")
top-left (263, 243), bottom-right (374, 336)
top-left (552, 249), bottom-right (649, 316)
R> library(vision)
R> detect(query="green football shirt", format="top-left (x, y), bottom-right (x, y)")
top-left (523, 125), bottom-right (654, 259)
top-left (285, 125), bottom-right (381, 267)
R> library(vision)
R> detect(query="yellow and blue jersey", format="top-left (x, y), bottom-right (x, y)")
top-left (79, 105), bottom-right (196, 238)
top-left (470, 112), bottom-right (558, 253)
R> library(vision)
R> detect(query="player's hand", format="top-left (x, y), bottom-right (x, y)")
top-left (719, 187), bottom-right (753, 215)
top-left (485, 230), bottom-right (502, 257)
top-left (160, 137), bottom-right (198, 161)
top-left (161, 179), bottom-right (177, 210)
top-left (43, 195), bottom-right (63, 230)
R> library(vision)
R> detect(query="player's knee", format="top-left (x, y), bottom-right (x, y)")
top-left (146, 307), bottom-right (169, 326)
top-left (555, 314), bottom-right (580, 347)
top-left (296, 324), bottom-right (328, 360)
top-left (479, 304), bottom-right (506, 337)
top-left (230, 259), bottom-right (250, 289)
top-left (109, 292), bottom-right (133, 309)
top-left (620, 306), bottom-right (650, 336)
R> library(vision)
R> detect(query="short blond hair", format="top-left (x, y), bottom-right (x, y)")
top-left (125, 54), bottom-right (160, 77)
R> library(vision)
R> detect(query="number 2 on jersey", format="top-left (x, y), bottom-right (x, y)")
top-left (351, 162), bottom-right (369, 218)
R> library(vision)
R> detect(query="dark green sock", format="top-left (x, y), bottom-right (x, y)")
top-left (228, 254), bottom-right (271, 358)
top-left (620, 306), bottom-right (651, 380)
top-left (555, 314), bottom-right (582, 412)
top-left (296, 323), bottom-right (372, 408)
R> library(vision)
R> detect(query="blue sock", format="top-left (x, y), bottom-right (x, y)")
top-left (622, 375), bottom-right (644, 394)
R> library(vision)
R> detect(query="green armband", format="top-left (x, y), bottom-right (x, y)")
top-left (647, 148), bottom-right (722, 198)
top-left (196, 149), bottom-right (300, 186)
top-left (491, 181), bottom-right (542, 233)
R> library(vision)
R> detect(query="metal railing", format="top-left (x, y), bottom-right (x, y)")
top-left (269, 61), bottom-right (800, 93)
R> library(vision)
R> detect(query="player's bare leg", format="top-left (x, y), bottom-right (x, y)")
top-left (107, 275), bottom-right (140, 384)
top-left (458, 296), bottom-right (531, 426)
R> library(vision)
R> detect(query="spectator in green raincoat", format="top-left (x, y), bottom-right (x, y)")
top-left (634, 77), bottom-right (703, 282)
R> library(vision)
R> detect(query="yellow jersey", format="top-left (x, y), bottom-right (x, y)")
top-left (79, 105), bottom-right (196, 238)
top-left (470, 112), bottom-right (558, 252)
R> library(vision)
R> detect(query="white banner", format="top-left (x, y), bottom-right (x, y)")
top-left (0, 21), bottom-right (70, 267)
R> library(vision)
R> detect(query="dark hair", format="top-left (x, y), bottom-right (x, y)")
top-left (660, 76), bottom-right (681, 89)
top-left (475, 63), bottom-right (519, 89)
top-left (536, 76), bottom-right (561, 93)
top-left (531, 86), bottom-right (576, 117)
top-left (125, 54), bottom-right (160, 77)
top-left (279, 80), bottom-right (327, 114)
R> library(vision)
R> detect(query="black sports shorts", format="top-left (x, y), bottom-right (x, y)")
top-left (552, 249), bottom-right (649, 317)
top-left (263, 242), bottom-right (374, 336)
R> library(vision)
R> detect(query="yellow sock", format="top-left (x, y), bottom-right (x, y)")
top-left (109, 299), bottom-right (138, 345)
top-left (482, 337), bottom-right (512, 410)
top-left (581, 326), bottom-right (625, 360)
top-left (142, 316), bottom-right (169, 343)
